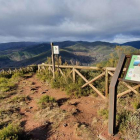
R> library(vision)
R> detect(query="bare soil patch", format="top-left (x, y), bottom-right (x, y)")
top-left (1, 74), bottom-right (107, 140)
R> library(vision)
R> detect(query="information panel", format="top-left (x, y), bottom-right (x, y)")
top-left (124, 55), bottom-right (140, 83)
top-left (53, 46), bottom-right (59, 54)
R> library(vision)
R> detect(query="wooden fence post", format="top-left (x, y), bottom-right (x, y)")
top-left (105, 68), bottom-right (109, 97)
top-left (9, 69), bottom-right (12, 74)
top-left (51, 42), bottom-right (55, 79)
top-left (73, 67), bottom-right (75, 83)
top-left (48, 66), bottom-right (50, 74)
top-left (38, 65), bottom-right (40, 72)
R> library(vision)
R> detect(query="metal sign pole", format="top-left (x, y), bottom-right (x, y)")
top-left (51, 42), bottom-right (55, 79)
top-left (108, 54), bottom-right (126, 135)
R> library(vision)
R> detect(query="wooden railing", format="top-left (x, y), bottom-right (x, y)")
top-left (38, 63), bottom-right (140, 100)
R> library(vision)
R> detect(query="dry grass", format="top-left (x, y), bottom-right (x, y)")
top-left (75, 122), bottom-right (96, 140)
top-left (35, 106), bottom-right (69, 129)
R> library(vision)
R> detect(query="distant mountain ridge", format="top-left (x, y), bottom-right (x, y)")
top-left (0, 40), bottom-right (139, 68)
top-left (121, 41), bottom-right (140, 49)
top-left (0, 42), bottom-right (42, 51)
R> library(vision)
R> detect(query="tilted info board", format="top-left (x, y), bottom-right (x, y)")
top-left (124, 55), bottom-right (140, 84)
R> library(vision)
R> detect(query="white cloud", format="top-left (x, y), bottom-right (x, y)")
top-left (111, 34), bottom-right (140, 44)
top-left (0, 0), bottom-right (140, 43)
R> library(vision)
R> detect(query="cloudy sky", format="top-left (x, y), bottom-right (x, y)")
top-left (0, 0), bottom-right (140, 43)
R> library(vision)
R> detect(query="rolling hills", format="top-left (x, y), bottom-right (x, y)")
top-left (0, 41), bottom-right (139, 68)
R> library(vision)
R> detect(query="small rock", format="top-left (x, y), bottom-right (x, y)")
top-left (29, 106), bottom-right (33, 109)
top-left (41, 92), bottom-right (46, 94)
top-left (25, 110), bottom-right (29, 113)
top-left (62, 110), bottom-right (66, 113)
top-left (69, 101), bottom-right (79, 106)
top-left (45, 89), bottom-right (48, 91)
top-left (44, 121), bottom-right (51, 126)
top-left (72, 108), bottom-right (80, 115)
top-left (63, 123), bottom-right (68, 127)
top-left (30, 88), bottom-right (37, 91)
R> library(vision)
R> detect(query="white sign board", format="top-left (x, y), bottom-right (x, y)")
top-left (53, 46), bottom-right (59, 54)
top-left (125, 55), bottom-right (140, 83)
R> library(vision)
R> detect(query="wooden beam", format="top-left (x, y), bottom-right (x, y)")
top-left (51, 42), bottom-right (55, 79)
top-left (108, 71), bottom-right (114, 76)
top-left (40, 64), bottom-right (101, 70)
top-left (49, 67), bottom-right (53, 73)
top-left (67, 70), bottom-right (73, 78)
top-left (39, 64), bottom-right (128, 72)
top-left (108, 54), bottom-right (126, 135)
top-left (73, 68), bottom-right (76, 83)
top-left (121, 81), bottom-right (139, 95)
top-left (38, 65), bottom-right (40, 72)
top-left (59, 68), bottom-right (67, 82)
top-left (117, 85), bottom-right (140, 97)
top-left (106, 67), bottom-right (126, 72)
top-left (105, 69), bottom-right (109, 97)
top-left (108, 71), bottom-right (139, 95)
top-left (81, 72), bottom-right (105, 88)
top-left (59, 68), bottom-right (65, 77)
top-left (74, 69), bottom-right (106, 99)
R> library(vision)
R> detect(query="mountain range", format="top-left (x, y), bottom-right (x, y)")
top-left (0, 40), bottom-right (139, 68)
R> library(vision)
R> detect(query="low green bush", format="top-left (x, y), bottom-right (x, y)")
top-left (37, 69), bottom-right (52, 82)
top-left (132, 101), bottom-right (140, 110)
top-left (38, 95), bottom-right (56, 109)
top-left (0, 123), bottom-right (22, 140)
top-left (8, 95), bottom-right (30, 103)
top-left (132, 95), bottom-right (140, 110)
top-left (11, 72), bottom-right (24, 79)
top-left (0, 71), bottom-right (25, 92)
top-left (116, 110), bottom-right (131, 132)
top-left (0, 77), bottom-right (15, 92)
top-left (98, 108), bottom-right (108, 119)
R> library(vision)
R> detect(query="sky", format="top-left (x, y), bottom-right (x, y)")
top-left (0, 0), bottom-right (140, 43)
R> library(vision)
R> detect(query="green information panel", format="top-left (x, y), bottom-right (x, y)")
top-left (125, 55), bottom-right (140, 83)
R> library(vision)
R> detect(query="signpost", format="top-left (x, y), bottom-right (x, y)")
top-left (108, 54), bottom-right (140, 136)
top-left (50, 43), bottom-right (59, 79)
top-left (108, 54), bottom-right (126, 135)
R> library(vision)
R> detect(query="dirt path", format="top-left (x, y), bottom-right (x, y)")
top-left (17, 74), bottom-right (107, 140)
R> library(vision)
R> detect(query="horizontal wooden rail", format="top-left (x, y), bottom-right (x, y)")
top-left (39, 63), bottom-right (101, 70)
top-left (82, 72), bottom-right (105, 88)
top-left (39, 64), bottom-right (127, 71)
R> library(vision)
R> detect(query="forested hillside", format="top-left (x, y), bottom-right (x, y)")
top-left (0, 41), bottom-right (139, 68)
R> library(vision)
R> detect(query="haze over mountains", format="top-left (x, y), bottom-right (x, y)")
top-left (0, 40), bottom-right (139, 68)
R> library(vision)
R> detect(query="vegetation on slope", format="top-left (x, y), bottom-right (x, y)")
top-left (0, 41), bottom-right (139, 68)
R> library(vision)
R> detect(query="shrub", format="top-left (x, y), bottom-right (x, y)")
top-left (0, 77), bottom-right (15, 92)
top-left (0, 71), bottom-right (25, 92)
top-left (132, 95), bottom-right (140, 110)
top-left (98, 108), bottom-right (108, 119)
top-left (37, 69), bottom-right (52, 82)
top-left (0, 123), bottom-right (23, 140)
top-left (38, 95), bottom-right (56, 109)
top-left (11, 72), bottom-right (24, 79)
top-left (125, 109), bottom-right (140, 140)
top-left (132, 101), bottom-right (140, 110)
top-left (116, 110), bottom-right (131, 133)
top-left (8, 95), bottom-right (30, 103)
